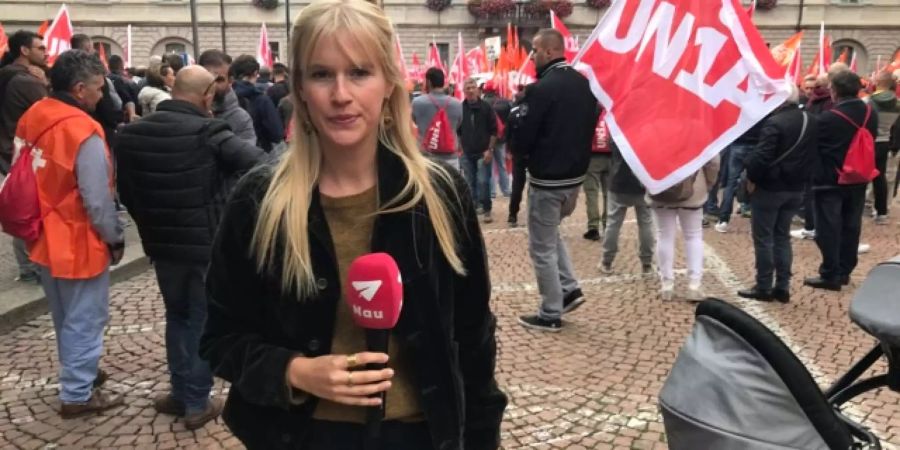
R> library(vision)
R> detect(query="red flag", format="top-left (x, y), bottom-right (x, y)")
top-left (97, 42), bottom-right (109, 70)
top-left (466, 46), bottom-right (489, 74)
top-left (448, 33), bottom-right (470, 100)
top-left (44, 5), bottom-right (73, 66)
top-left (0, 22), bottom-right (8, 59)
top-left (427, 42), bottom-right (444, 74)
top-left (769, 31), bottom-right (802, 69)
top-left (789, 45), bottom-right (803, 85)
top-left (37, 20), bottom-right (49, 37)
top-left (817, 23), bottom-right (831, 76)
top-left (849, 51), bottom-right (857, 73)
top-left (257, 23), bottom-right (273, 68)
top-left (746, 0), bottom-right (755, 18)
top-left (836, 48), bottom-right (848, 64)
top-left (573, 0), bottom-right (791, 194)
top-left (550, 11), bottom-right (580, 62)
top-left (409, 52), bottom-right (423, 82)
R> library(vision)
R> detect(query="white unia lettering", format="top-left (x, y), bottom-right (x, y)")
top-left (635, 2), bottom-right (695, 79)
top-left (597, 0), bottom-right (656, 53)
top-left (428, 121), bottom-right (441, 150)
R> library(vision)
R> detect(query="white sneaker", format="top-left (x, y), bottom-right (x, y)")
top-left (686, 282), bottom-right (704, 302)
top-left (874, 215), bottom-right (889, 225)
top-left (714, 222), bottom-right (729, 233)
top-left (597, 262), bottom-right (613, 274)
top-left (858, 243), bottom-right (871, 254)
top-left (790, 229), bottom-right (815, 240)
top-left (660, 280), bottom-right (674, 301)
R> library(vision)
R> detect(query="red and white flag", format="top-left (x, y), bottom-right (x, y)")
top-left (746, 0), bottom-right (755, 18)
top-left (409, 51), bottom-right (423, 83)
top-left (550, 10), bottom-right (579, 62)
top-left (788, 44), bottom-right (803, 85)
top-left (125, 24), bottom-right (132, 68)
top-left (256, 23), bottom-right (273, 69)
top-left (466, 46), bottom-right (489, 74)
top-left (448, 33), bottom-right (470, 100)
top-left (849, 51), bottom-right (857, 73)
top-left (573, 0), bottom-right (790, 194)
top-left (0, 22), bottom-right (9, 59)
top-left (44, 4), bottom-right (74, 66)
top-left (427, 41), bottom-right (444, 74)
top-left (816, 22), bottom-right (831, 76)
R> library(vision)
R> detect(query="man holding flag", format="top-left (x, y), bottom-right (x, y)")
top-left (516, 29), bottom-right (597, 332)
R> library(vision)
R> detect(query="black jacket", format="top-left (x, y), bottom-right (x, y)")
top-left (458, 98), bottom-right (498, 155)
top-left (609, 143), bottom-right (645, 196)
top-left (267, 80), bottom-right (290, 111)
top-left (514, 58), bottom-right (598, 189)
top-left (234, 80), bottom-right (284, 152)
top-left (115, 100), bottom-right (267, 263)
top-left (813, 98), bottom-right (879, 188)
top-left (200, 147), bottom-right (507, 450)
top-left (745, 104), bottom-right (818, 192)
top-left (483, 94), bottom-right (511, 144)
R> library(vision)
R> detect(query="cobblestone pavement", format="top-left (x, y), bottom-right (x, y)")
top-left (1, 193), bottom-right (899, 449)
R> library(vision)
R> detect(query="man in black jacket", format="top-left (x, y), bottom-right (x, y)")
top-left (458, 78), bottom-right (498, 223)
top-left (804, 71), bottom-right (878, 291)
top-left (231, 55), bottom-right (284, 152)
top-left (116, 66), bottom-right (267, 429)
top-left (739, 91), bottom-right (817, 303)
top-left (515, 29), bottom-right (598, 332)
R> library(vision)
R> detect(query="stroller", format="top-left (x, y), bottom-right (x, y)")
top-left (660, 256), bottom-right (900, 449)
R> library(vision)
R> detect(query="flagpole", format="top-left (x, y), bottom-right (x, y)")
top-left (219, 0), bottom-right (227, 52)
top-left (285, 0), bottom-right (291, 42)
top-left (189, 0), bottom-right (200, 58)
top-left (126, 24), bottom-right (132, 68)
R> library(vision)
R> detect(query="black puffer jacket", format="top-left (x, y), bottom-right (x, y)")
top-left (115, 100), bottom-right (267, 263)
top-left (513, 58), bottom-right (598, 189)
top-left (745, 104), bottom-right (818, 192)
top-left (200, 146), bottom-right (507, 450)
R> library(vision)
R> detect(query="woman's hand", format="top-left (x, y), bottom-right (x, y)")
top-left (287, 352), bottom-right (393, 406)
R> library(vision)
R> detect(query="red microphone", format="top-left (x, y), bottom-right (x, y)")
top-left (345, 253), bottom-right (403, 440)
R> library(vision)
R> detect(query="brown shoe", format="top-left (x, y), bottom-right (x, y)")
top-left (183, 398), bottom-right (224, 430)
top-left (60, 388), bottom-right (124, 419)
top-left (93, 368), bottom-right (108, 388)
top-left (153, 393), bottom-right (186, 417)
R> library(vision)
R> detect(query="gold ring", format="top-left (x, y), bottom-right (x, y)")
top-left (347, 371), bottom-right (354, 386)
top-left (346, 353), bottom-right (358, 368)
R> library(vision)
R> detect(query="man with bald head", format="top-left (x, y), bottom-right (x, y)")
top-left (514, 28), bottom-right (598, 332)
top-left (115, 65), bottom-right (265, 430)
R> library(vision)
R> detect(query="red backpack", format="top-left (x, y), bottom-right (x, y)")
top-left (0, 116), bottom-right (76, 242)
top-left (832, 105), bottom-right (879, 185)
top-left (422, 95), bottom-right (457, 154)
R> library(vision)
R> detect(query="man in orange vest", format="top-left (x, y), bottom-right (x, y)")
top-left (15, 50), bottom-right (125, 417)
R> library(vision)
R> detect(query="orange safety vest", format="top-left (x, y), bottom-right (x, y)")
top-left (15, 97), bottom-right (114, 280)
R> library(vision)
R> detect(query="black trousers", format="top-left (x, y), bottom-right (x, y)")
top-left (508, 155), bottom-right (528, 219)
top-left (305, 420), bottom-right (433, 450)
top-left (872, 142), bottom-right (890, 216)
top-left (813, 186), bottom-right (866, 281)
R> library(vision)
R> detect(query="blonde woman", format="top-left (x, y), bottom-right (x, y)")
top-left (199, 0), bottom-right (507, 448)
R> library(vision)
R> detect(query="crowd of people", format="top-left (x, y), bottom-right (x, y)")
top-left (0, 0), bottom-right (898, 447)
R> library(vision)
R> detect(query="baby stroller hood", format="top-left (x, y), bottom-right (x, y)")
top-left (660, 299), bottom-right (852, 450)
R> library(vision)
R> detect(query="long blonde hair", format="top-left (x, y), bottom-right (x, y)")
top-left (251, 0), bottom-right (465, 296)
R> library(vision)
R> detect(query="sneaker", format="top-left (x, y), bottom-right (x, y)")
top-left (641, 264), bottom-right (653, 275)
top-left (740, 209), bottom-right (752, 219)
top-left (60, 388), bottom-right (124, 419)
top-left (790, 229), bottom-right (816, 240)
top-left (858, 243), bottom-right (871, 254)
top-left (660, 280), bottom-right (674, 301)
top-left (702, 218), bottom-right (711, 228)
top-left (583, 229), bottom-right (601, 241)
top-left (518, 314), bottom-right (562, 332)
top-left (183, 398), bottom-right (224, 430)
top-left (874, 215), bottom-right (889, 225)
top-left (483, 212), bottom-right (493, 224)
top-left (562, 289), bottom-right (586, 314)
top-left (686, 282), bottom-right (704, 302)
top-left (154, 393), bottom-right (186, 417)
top-left (507, 215), bottom-right (517, 227)
top-left (598, 262), bottom-right (613, 274)
top-left (15, 271), bottom-right (39, 283)
top-left (714, 221), bottom-right (729, 233)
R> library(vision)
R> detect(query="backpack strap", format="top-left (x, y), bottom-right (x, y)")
top-left (770, 111), bottom-right (808, 167)
top-left (831, 104), bottom-right (871, 129)
top-left (426, 94), bottom-right (450, 111)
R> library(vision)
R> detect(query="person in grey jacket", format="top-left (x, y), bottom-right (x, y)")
top-left (199, 49), bottom-right (258, 147)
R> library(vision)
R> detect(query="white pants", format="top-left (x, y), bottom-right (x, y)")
top-left (653, 208), bottom-right (704, 284)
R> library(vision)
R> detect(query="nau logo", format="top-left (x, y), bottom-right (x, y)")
top-left (352, 280), bottom-right (382, 302)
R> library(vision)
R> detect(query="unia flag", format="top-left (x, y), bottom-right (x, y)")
top-left (427, 42), bottom-right (444, 74)
top-left (257, 23), bottom-right (273, 69)
top-left (573, 0), bottom-right (790, 194)
top-left (44, 4), bottom-right (74, 66)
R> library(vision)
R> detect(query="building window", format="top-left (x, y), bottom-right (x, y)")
top-left (269, 41), bottom-right (280, 62)
top-left (165, 42), bottom-right (186, 55)
top-left (437, 43), bottom-right (449, 69)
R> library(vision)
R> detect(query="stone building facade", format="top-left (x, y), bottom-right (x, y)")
top-left (2, 0), bottom-right (899, 74)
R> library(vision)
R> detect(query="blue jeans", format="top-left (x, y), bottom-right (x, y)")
top-left (461, 152), bottom-right (492, 213)
top-left (718, 143), bottom-right (752, 223)
top-left (750, 189), bottom-right (803, 291)
top-left (705, 146), bottom-right (731, 214)
top-left (39, 264), bottom-right (110, 403)
top-left (154, 261), bottom-right (214, 414)
top-left (491, 143), bottom-right (511, 197)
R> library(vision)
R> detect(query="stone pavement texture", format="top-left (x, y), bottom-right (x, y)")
top-left (1, 192), bottom-right (899, 449)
